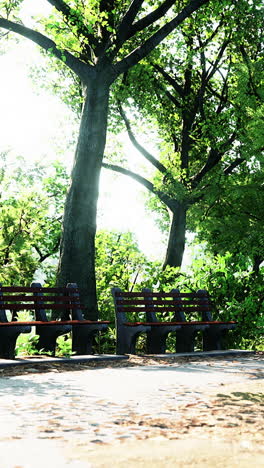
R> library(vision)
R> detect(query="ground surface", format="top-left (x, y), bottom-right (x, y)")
top-left (0, 353), bottom-right (263, 467)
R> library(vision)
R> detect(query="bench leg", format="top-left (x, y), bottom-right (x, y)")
top-left (116, 327), bottom-right (147, 355)
top-left (0, 335), bottom-right (17, 359)
top-left (0, 326), bottom-right (31, 359)
top-left (116, 331), bottom-right (136, 355)
top-left (72, 326), bottom-right (94, 355)
top-left (203, 328), bottom-right (227, 351)
top-left (176, 328), bottom-right (197, 353)
top-left (72, 324), bottom-right (108, 355)
top-left (146, 329), bottom-right (168, 354)
top-left (36, 325), bottom-right (72, 355)
top-left (116, 335), bottom-right (128, 355)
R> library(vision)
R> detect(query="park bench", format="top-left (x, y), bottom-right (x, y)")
top-left (112, 287), bottom-right (237, 355)
top-left (0, 282), bottom-right (109, 359)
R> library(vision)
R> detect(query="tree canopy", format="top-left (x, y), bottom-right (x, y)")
top-left (103, 0), bottom-right (263, 268)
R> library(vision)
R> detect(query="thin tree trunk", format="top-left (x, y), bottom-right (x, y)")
top-left (163, 202), bottom-right (187, 269)
top-left (57, 76), bottom-right (110, 319)
top-left (252, 255), bottom-right (262, 276)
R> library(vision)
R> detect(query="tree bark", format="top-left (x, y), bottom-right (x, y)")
top-left (57, 75), bottom-right (110, 319)
top-left (163, 201), bottom-right (187, 269)
top-left (252, 255), bottom-right (263, 276)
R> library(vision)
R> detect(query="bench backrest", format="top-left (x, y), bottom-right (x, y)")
top-left (0, 282), bottom-right (83, 322)
top-left (111, 287), bottom-right (213, 324)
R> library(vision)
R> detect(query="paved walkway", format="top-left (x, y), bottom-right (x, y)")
top-left (0, 353), bottom-right (263, 467)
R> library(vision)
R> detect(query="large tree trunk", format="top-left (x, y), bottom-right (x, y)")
top-left (57, 75), bottom-right (110, 319)
top-left (163, 201), bottom-right (187, 269)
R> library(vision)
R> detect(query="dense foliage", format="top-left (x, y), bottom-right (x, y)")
top-left (0, 154), bottom-right (68, 285)
top-left (104, 0), bottom-right (263, 269)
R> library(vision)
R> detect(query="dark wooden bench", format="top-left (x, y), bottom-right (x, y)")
top-left (112, 287), bottom-right (237, 355)
top-left (0, 282), bottom-right (109, 359)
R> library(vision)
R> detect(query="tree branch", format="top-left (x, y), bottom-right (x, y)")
top-left (115, 0), bottom-right (144, 47)
top-left (191, 129), bottom-right (237, 188)
top-left (240, 44), bottom-right (262, 100)
top-left (152, 63), bottom-right (184, 97)
top-left (102, 162), bottom-right (174, 208)
top-left (34, 236), bottom-right (61, 263)
top-left (158, 83), bottom-right (183, 109)
top-left (114, 0), bottom-right (209, 76)
top-left (223, 158), bottom-right (245, 175)
top-left (0, 18), bottom-right (92, 82)
top-left (102, 162), bottom-right (155, 192)
top-left (46, 0), bottom-right (100, 48)
top-left (118, 103), bottom-right (168, 174)
top-left (128, 0), bottom-right (176, 38)
top-left (206, 38), bottom-right (230, 81)
top-left (195, 18), bottom-right (224, 51)
top-left (205, 81), bottom-right (223, 101)
top-left (191, 148), bottom-right (222, 188)
top-left (215, 60), bottom-right (231, 114)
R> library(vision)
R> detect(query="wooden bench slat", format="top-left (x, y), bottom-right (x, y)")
top-left (116, 306), bottom-right (211, 313)
top-left (201, 321), bottom-right (237, 325)
top-left (123, 322), bottom-right (154, 327)
top-left (0, 304), bottom-right (84, 310)
top-left (0, 295), bottom-right (79, 302)
top-left (0, 320), bottom-right (110, 326)
top-left (0, 286), bottom-right (77, 293)
top-left (116, 299), bottom-right (210, 306)
top-left (124, 321), bottom-right (182, 327)
top-left (123, 320), bottom-right (237, 327)
top-left (151, 292), bottom-right (199, 298)
top-left (115, 291), bottom-right (198, 298)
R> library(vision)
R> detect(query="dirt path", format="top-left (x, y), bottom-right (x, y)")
top-left (67, 377), bottom-right (264, 467)
top-left (0, 353), bottom-right (263, 467)
top-left (74, 438), bottom-right (263, 468)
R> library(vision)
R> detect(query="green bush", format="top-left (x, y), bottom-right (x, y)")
top-left (15, 333), bottom-right (40, 357)
top-left (55, 334), bottom-right (74, 357)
